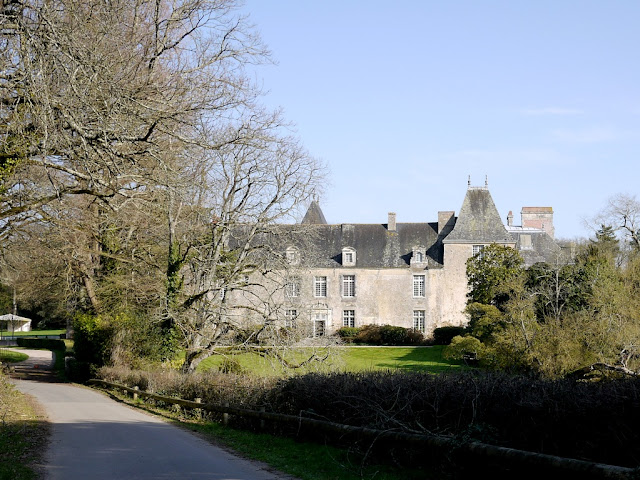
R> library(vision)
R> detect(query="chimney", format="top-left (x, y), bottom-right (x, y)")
top-left (507, 211), bottom-right (514, 227)
top-left (438, 211), bottom-right (455, 234)
top-left (521, 207), bottom-right (554, 239)
top-left (388, 212), bottom-right (396, 232)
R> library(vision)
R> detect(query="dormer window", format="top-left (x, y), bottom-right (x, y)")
top-left (342, 247), bottom-right (356, 267)
top-left (411, 246), bottom-right (426, 265)
top-left (285, 246), bottom-right (300, 266)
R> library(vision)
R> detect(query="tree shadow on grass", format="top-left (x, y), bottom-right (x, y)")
top-left (375, 347), bottom-right (466, 373)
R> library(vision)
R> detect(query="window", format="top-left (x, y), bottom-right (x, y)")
top-left (342, 275), bottom-right (355, 297)
top-left (285, 277), bottom-right (300, 298)
top-left (343, 310), bottom-right (355, 328)
top-left (284, 309), bottom-right (298, 328)
top-left (520, 234), bottom-right (532, 250)
top-left (411, 246), bottom-right (426, 265)
top-left (314, 276), bottom-right (327, 297)
top-left (285, 246), bottom-right (300, 265)
top-left (413, 310), bottom-right (425, 332)
top-left (472, 244), bottom-right (485, 256)
top-left (413, 275), bottom-right (425, 297)
top-left (342, 247), bottom-right (356, 266)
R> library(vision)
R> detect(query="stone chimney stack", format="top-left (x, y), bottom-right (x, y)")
top-left (507, 211), bottom-right (514, 227)
top-left (521, 207), bottom-right (554, 239)
top-left (438, 211), bottom-right (455, 234)
top-left (388, 212), bottom-right (396, 232)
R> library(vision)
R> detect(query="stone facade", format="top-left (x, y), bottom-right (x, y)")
top-left (229, 184), bottom-right (561, 337)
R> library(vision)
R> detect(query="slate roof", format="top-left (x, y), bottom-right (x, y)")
top-left (444, 187), bottom-right (515, 244)
top-left (508, 228), bottom-right (564, 266)
top-left (301, 200), bottom-right (328, 225)
top-left (284, 222), bottom-right (443, 268)
top-left (244, 187), bottom-right (561, 270)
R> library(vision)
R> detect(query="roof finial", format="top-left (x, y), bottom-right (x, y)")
top-left (485, 175), bottom-right (488, 188)
top-left (467, 175), bottom-right (471, 187)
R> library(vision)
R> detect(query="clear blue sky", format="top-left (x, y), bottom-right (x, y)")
top-left (241, 0), bottom-right (640, 239)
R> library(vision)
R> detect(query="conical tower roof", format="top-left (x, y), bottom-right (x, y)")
top-left (444, 186), bottom-right (515, 244)
top-left (301, 200), bottom-right (328, 225)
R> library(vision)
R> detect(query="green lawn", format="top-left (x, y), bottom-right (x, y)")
top-left (198, 345), bottom-right (463, 375)
top-left (0, 349), bottom-right (29, 363)
top-left (0, 329), bottom-right (65, 337)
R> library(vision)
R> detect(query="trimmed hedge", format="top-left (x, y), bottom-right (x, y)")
top-left (16, 337), bottom-right (65, 351)
top-left (343, 324), bottom-right (425, 346)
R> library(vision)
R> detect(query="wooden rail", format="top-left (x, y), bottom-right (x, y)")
top-left (88, 379), bottom-right (637, 479)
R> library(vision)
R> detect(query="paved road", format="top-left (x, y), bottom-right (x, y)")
top-left (9, 350), bottom-right (290, 480)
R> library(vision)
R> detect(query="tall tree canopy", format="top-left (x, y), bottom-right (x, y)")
top-left (0, 0), bottom-right (326, 370)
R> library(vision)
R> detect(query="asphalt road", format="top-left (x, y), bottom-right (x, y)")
top-left (10, 349), bottom-right (290, 480)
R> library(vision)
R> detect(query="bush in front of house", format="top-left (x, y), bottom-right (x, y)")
top-left (340, 324), bottom-right (425, 346)
top-left (336, 327), bottom-right (360, 343)
top-left (432, 326), bottom-right (466, 345)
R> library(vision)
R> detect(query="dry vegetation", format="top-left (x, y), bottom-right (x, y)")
top-left (97, 365), bottom-right (640, 470)
top-left (0, 372), bottom-right (48, 480)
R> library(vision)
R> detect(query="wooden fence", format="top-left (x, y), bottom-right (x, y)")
top-left (88, 379), bottom-right (637, 479)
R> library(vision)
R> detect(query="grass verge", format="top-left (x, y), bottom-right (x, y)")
top-left (0, 374), bottom-right (48, 480)
top-left (0, 348), bottom-right (29, 363)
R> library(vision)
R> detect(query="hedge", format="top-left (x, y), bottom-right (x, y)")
top-left (16, 338), bottom-right (66, 351)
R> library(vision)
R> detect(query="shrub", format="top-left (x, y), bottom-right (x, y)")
top-left (219, 358), bottom-right (246, 375)
top-left (72, 314), bottom-right (114, 368)
top-left (95, 364), bottom-right (640, 468)
top-left (432, 326), bottom-right (466, 345)
top-left (336, 327), bottom-right (360, 343)
top-left (353, 324), bottom-right (424, 346)
top-left (443, 335), bottom-right (486, 364)
top-left (16, 338), bottom-right (65, 351)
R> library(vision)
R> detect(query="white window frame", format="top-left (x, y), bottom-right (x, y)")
top-left (314, 276), bottom-right (327, 297)
top-left (342, 247), bottom-right (356, 266)
top-left (413, 310), bottom-right (425, 332)
top-left (343, 310), bottom-right (355, 328)
top-left (342, 275), bottom-right (356, 297)
top-left (411, 245), bottom-right (426, 265)
top-left (285, 309), bottom-right (298, 328)
top-left (472, 244), bottom-right (485, 256)
top-left (285, 277), bottom-right (300, 298)
top-left (285, 246), bottom-right (300, 265)
top-left (413, 275), bottom-right (425, 298)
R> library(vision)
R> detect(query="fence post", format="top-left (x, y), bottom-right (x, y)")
top-left (259, 406), bottom-right (265, 430)
top-left (133, 386), bottom-right (139, 401)
top-left (223, 402), bottom-right (229, 426)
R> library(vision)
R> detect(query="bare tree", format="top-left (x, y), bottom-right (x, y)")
top-left (162, 130), bottom-right (326, 372)
top-left (591, 193), bottom-right (640, 253)
top-left (0, 1), bottom-right (327, 370)
top-left (0, 0), bottom-right (269, 237)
